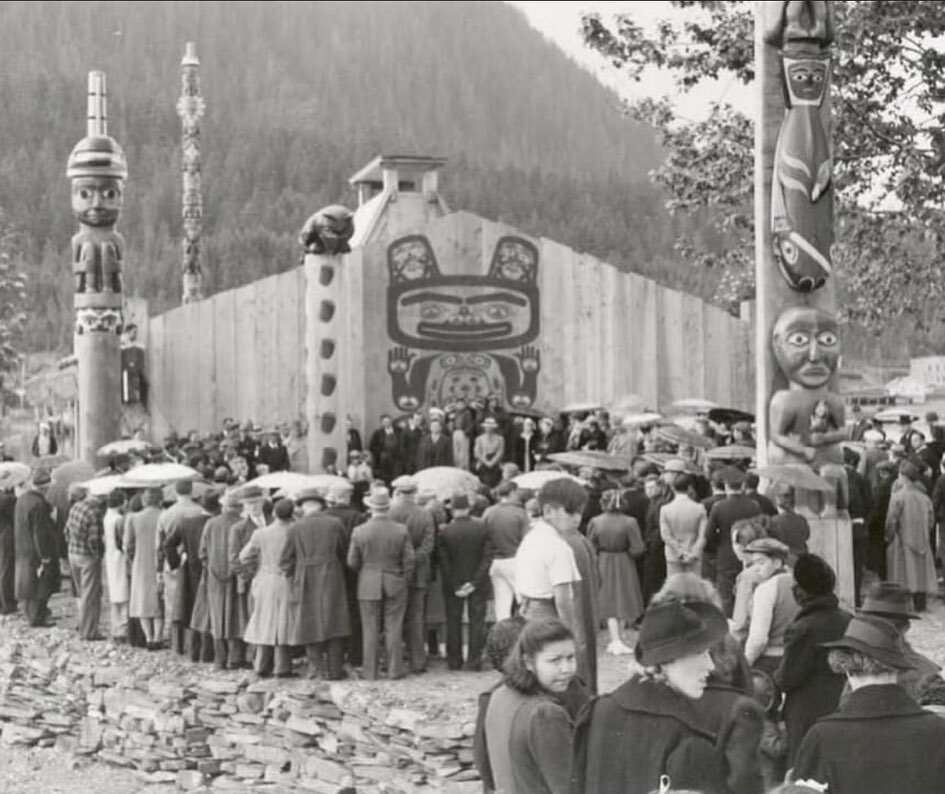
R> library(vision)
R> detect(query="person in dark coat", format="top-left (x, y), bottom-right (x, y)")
top-left (438, 493), bottom-right (491, 671)
top-left (572, 600), bottom-right (761, 794)
top-left (791, 615), bottom-right (945, 793)
top-left (257, 430), bottom-right (290, 473)
top-left (281, 488), bottom-right (350, 679)
top-left (866, 460), bottom-right (896, 578)
top-left (0, 486), bottom-right (17, 614)
top-left (843, 448), bottom-right (873, 605)
top-left (347, 487), bottom-right (415, 680)
top-left (745, 473), bottom-right (777, 517)
top-left (774, 554), bottom-right (852, 768)
top-left (163, 500), bottom-right (214, 663)
top-left (369, 414), bottom-right (404, 484)
top-left (642, 475), bottom-right (671, 606)
top-left (14, 470), bottom-right (59, 627)
top-left (767, 484), bottom-right (810, 567)
top-left (707, 470), bottom-right (761, 616)
top-left (236, 421), bottom-right (259, 479)
top-left (324, 482), bottom-right (366, 667)
top-left (415, 417), bottom-right (453, 470)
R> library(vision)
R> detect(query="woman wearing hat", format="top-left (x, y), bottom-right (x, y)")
top-left (884, 460), bottom-right (937, 612)
top-left (587, 489), bottom-right (645, 656)
top-left (483, 618), bottom-right (579, 794)
top-left (572, 600), bottom-right (752, 794)
top-left (474, 418), bottom-right (505, 489)
top-left (791, 615), bottom-right (945, 793)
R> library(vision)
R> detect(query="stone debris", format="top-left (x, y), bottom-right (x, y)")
top-left (0, 616), bottom-right (481, 792)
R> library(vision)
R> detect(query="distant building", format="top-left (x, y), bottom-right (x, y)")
top-left (910, 356), bottom-right (945, 391)
top-left (887, 374), bottom-right (928, 403)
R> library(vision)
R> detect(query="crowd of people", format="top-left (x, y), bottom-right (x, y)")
top-left (1, 402), bottom-right (945, 793)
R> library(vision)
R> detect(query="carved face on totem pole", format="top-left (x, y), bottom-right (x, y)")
top-left (385, 234), bottom-right (541, 411)
top-left (785, 58), bottom-right (829, 105)
top-left (72, 175), bottom-right (122, 228)
top-left (771, 306), bottom-right (839, 390)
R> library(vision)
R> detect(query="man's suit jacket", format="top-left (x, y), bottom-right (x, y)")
top-left (389, 501), bottom-right (436, 588)
top-left (347, 516), bottom-right (415, 600)
top-left (438, 516), bottom-right (491, 592)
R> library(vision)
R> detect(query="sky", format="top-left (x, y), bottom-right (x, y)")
top-left (507, 0), bottom-right (754, 120)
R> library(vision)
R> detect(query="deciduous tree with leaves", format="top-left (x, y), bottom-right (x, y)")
top-left (0, 209), bottom-right (28, 390)
top-left (582, 0), bottom-right (945, 345)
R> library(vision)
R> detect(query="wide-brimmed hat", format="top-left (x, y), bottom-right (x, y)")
top-left (328, 481), bottom-right (354, 504)
top-left (450, 493), bottom-right (470, 511)
top-left (821, 614), bottom-right (914, 670)
top-left (635, 600), bottom-right (728, 666)
top-left (663, 458), bottom-right (692, 475)
top-left (366, 487), bottom-right (391, 511)
top-left (31, 468), bottom-right (52, 487)
top-left (482, 417), bottom-right (499, 429)
top-left (295, 487), bottom-right (326, 507)
top-left (221, 489), bottom-right (242, 509)
top-left (745, 537), bottom-right (790, 561)
top-left (858, 582), bottom-right (920, 620)
top-left (392, 475), bottom-right (418, 494)
top-left (239, 484), bottom-right (266, 502)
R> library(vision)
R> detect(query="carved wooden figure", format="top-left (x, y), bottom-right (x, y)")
top-left (71, 175), bottom-right (124, 294)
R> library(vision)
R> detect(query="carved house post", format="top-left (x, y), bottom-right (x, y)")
top-left (178, 41), bottom-right (205, 304)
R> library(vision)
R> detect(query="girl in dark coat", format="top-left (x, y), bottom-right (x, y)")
top-left (572, 600), bottom-right (760, 794)
top-left (792, 615), bottom-right (945, 793)
top-left (483, 618), bottom-right (578, 794)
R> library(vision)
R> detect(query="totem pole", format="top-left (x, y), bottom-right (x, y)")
top-left (755, 0), bottom-right (853, 604)
top-left (301, 206), bottom-right (355, 472)
top-left (68, 71), bottom-right (128, 464)
top-left (177, 41), bottom-right (205, 303)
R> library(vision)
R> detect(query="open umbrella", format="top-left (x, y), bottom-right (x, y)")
top-left (666, 398), bottom-right (718, 415)
top-left (561, 401), bottom-right (604, 415)
top-left (51, 460), bottom-right (96, 486)
top-left (705, 445), bottom-right (757, 461)
top-left (249, 471), bottom-right (348, 498)
top-left (0, 461), bottom-right (31, 489)
top-left (413, 467), bottom-right (481, 500)
top-left (119, 462), bottom-right (200, 486)
top-left (80, 474), bottom-right (126, 497)
top-left (653, 424), bottom-right (714, 450)
top-left (609, 393), bottom-right (647, 416)
top-left (638, 453), bottom-right (700, 474)
top-left (873, 409), bottom-right (920, 424)
top-left (621, 412), bottom-right (663, 428)
top-left (707, 407), bottom-right (755, 425)
top-left (754, 465), bottom-right (833, 493)
top-left (98, 439), bottom-right (152, 458)
top-left (513, 470), bottom-right (586, 490)
top-left (548, 451), bottom-right (634, 472)
top-left (163, 479), bottom-right (218, 502)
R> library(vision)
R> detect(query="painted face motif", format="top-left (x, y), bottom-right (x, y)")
top-left (772, 306), bottom-right (839, 389)
top-left (72, 176), bottom-right (122, 227)
top-left (389, 277), bottom-right (538, 351)
top-left (784, 57), bottom-right (829, 105)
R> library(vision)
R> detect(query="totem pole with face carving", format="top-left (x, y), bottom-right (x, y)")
top-left (68, 71), bottom-right (128, 464)
top-left (757, 1), bottom-right (852, 604)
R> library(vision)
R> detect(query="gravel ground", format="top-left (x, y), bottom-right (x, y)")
top-left (1, 585), bottom-right (942, 793)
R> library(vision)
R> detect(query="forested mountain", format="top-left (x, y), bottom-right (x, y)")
top-left (0, 0), bottom-right (718, 352)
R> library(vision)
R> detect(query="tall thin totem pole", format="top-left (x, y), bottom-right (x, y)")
top-left (178, 41), bottom-right (205, 303)
top-left (755, 0), bottom-right (853, 604)
top-left (68, 71), bottom-right (128, 464)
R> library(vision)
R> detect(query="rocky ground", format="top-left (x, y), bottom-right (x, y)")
top-left (1, 586), bottom-right (943, 793)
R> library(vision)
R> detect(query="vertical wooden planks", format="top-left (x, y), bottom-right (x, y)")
top-left (195, 298), bottom-right (216, 431)
top-left (213, 289), bottom-right (237, 426)
top-left (680, 294), bottom-right (705, 400)
top-left (148, 315), bottom-right (166, 439)
top-left (658, 287), bottom-right (686, 406)
top-left (536, 237), bottom-right (567, 415)
top-left (234, 284), bottom-right (257, 424)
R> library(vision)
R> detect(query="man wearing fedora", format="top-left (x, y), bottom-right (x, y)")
top-left (14, 469), bottom-right (59, 627)
top-left (390, 476), bottom-right (436, 674)
top-left (281, 488), bottom-right (350, 680)
top-left (791, 614), bottom-right (945, 792)
top-left (347, 487), bottom-right (415, 680)
top-left (325, 481), bottom-right (366, 668)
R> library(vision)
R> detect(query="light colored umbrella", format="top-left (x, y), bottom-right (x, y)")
top-left (513, 470), bottom-right (586, 490)
top-left (665, 398), bottom-right (718, 415)
top-left (249, 471), bottom-right (348, 498)
top-left (413, 467), bottom-right (481, 500)
top-left (754, 465), bottom-right (833, 493)
top-left (80, 474), bottom-right (126, 497)
top-left (51, 460), bottom-right (96, 486)
top-left (873, 408), bottom-right (920, 424)
top-left (548, 451), bottom-right (634, 472)
top-left (621, 412), bottom-right (663, 428)
top-left (609, 393), bottom-right (647, 416)
top-left (163, 479), bottom-right (217, 502)
top-left (119, 462), bottom-right (200, 486)
top-left (705, 445), bottom-right (756, 461)
top-left (653, 424), bottom-right (714, 450)
top-left (562, 401), bottom-right (604, 414)
top-left (98, 439), bottom-right (152, 457)
top-left (0, 462), bottom-right (31, 489)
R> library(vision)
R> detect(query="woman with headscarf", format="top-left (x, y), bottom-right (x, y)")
top-left (587, 489), bottom-right (645, 655)
top-left (572, 600), bottom-right (760, 794)
top-left (483, 618), bottom-right (579, 794)
top-left (885, 460), bottom-right (937, 612)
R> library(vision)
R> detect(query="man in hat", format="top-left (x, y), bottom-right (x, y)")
top-left (483, 481), bottom-right (528, 621)
top-left (347, 487), bottom-right (415, 680)
top-left (197, 488), bottom-right (251, 669)
top-left (390, 476), bottom-right (436, 674)
top-left (707, 467), bottom-right (761, 616)
top-left (659, 471), bottom-right (708, 577)
top-left (325, 481), bottom-right (366, 667)
top-left (416, 416), bottom-right (453, 471)
top-left (229, 483), bottom-right (268, 621)
top-left (281, 488), bottom-right (350, 679)
top-left (369, 414), bottom-right (404, 485)
top-left (438, 493), bottom-right (491, 671)
top-left (64, 486), bottom-right (107, 640)
top-left (14, 469), bottom-right (58, 627)
top-left (257, 429), bottom-right (290, 473)
top-left (156, 479), bottom-right (206, 653)
top-left (776, 553), bottom-right (852, 767)
top-left (792, 614), bottom-right (945, 793)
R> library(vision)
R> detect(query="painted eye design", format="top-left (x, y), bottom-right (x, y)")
top-left (486, 305), bottom-right (508, 319)
top-left (817, 331), bottom-right (838, 346)
top-left (787, 331), bottom-right (810, 347)
top-left (420, 304), bottom-right (442, 319)
top-left (779, 238), bottom-right (799, 264)
top-left (80, 189), bottom-right (91, 200)
top-left (104, 189), bottom-right (117, 200)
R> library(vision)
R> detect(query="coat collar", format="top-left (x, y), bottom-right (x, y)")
top-left (796, 593), bottom-right (841, 619)
top-left (608, 677), bottom-right (716, 740)
top-left (824, 684), bottom-right (925, 722)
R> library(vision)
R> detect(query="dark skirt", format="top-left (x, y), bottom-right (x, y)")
top-left (598, 551), bottom-right (644, 622)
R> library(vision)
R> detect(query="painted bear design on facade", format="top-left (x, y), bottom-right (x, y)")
top-left (386, 234), bottom-right (541, 412)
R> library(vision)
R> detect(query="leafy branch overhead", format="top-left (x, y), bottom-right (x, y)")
top-left (0, 209), bottom-right (28, 375)
top-left (582, 0), bottom-right (945, 333)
